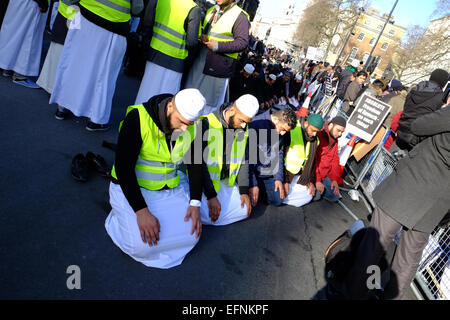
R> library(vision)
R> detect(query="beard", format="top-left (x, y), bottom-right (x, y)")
top-left (228, 115), bottom-right (236, 129)
top-left (303, 124), bottom-right (316, 142)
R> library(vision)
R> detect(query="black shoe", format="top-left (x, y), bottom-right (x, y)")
top-left (86, 151), bottom-right (110, 177)
top-left (86, 121), bottom-right (109, 132)
top-left (55, 107), bottom-right (71, 120)
top-left (71, 154), bottom-right (89, 182)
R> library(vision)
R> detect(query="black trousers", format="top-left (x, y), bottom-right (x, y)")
top-left (344, 206), bottom-right (430, 299)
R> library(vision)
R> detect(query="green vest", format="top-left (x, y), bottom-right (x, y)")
top-left (58, 0), bottom-right (76, 20)
top-left (79, 0), bottom-right (131, 23)
top-left (111, 104), bottom-right (196, 191)
top-left (284, 121), bottom-right (319, 175)
top-left (150, 0), bottom-right (198, 60)
top-left (203, 113), bottom-right (248, 193)
top-left (203, 4), bottom-right (249, 59)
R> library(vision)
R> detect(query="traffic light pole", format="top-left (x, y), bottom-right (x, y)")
top-left (363, 0), bottom-right (399, 73)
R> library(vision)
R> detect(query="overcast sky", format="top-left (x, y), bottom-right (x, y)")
top-left (257, 0), bottom-right (439, 29)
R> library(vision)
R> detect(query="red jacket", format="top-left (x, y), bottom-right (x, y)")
top-left (315, 124), bottom-right (341, 183)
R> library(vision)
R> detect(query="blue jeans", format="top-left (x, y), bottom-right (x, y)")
top-left (260, 177), bottom-right (284, 206)
top-left (313, 177), bottom-right (341, 203)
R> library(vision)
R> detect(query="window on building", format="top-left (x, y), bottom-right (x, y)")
top-left (362, 52), bottom-right (370, 64)
top-left (389, 29), bottom-right (395, 36)
top-left (377, 24), bottom-right (383, 30)
top-left (381, 42), bottom-right (389, 50)
top-left (349, 47), bottom-right (358, 59)
top-left (369, 37), bottom-right (376, 46)
top-left (365, 20), bottom-right (371, 26)
top-left (358, 32), bottom-right (365, 41)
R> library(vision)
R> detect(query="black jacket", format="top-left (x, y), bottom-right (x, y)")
top-left (34, 0), bottom-right (49, 12)
top-left (396, 81), bottom-right (444, 150)
top-left (373, 105), bottom-right (450, 233)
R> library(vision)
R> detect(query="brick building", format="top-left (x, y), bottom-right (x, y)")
top-left (338, 8), bottom-right (406, 78)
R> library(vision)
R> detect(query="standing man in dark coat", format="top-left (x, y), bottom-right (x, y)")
top-left (396, 69), bottom-right (449, 151)
top-left (344, 100), bottom-right (450, 300)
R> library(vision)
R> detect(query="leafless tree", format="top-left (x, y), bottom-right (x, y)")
top-left (293, 0), bottom-right (369, 55)
top-left (390, 16), bottom-right (450, 85)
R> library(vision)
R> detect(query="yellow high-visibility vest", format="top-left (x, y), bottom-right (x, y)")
top-left (284, 121), bottom-right (319, 175)
top-left (79, 0), bottom-right (131, 23)
top-left (203, 4), bottom-right (249, 59)
top-left (111, 104), bottom-right (196, 191)
top-left (58, 0), bottom-right (76, 20)
top-left (150, 0), bottom-right (198, 60)
top-left (202, 113), bottom-right (248, 193)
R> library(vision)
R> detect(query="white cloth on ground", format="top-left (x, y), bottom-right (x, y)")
top-left (37, 41), bottom-right (64, 94)
top-left (105, 172), bottom-right (200, 269)
top-left (134, 61), bottom-right (182, 105)
top-left (200, 181), bottom-right (248, 226)
top-left (282, 175), bottom-right (313, 208)
top-left (49, 14), bottom-right (126, 124)
top-left (0, 0), bottom-right (47, 76)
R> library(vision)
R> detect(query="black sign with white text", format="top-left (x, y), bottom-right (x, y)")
top-left (346, 92), bottom-right (392, 142)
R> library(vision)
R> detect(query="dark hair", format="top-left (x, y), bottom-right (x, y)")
top-left (356, 71), bottom-right (368, 78)
top-left (273, 108), bottom-right (298, 129)
top-left (372, 79), bottom-right (386, 90)
top-left (324, 62), bottom-right (330, 68)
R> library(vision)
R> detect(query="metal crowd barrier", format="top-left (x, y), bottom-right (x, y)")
top-left (414, 226), bottom-right (450, 300)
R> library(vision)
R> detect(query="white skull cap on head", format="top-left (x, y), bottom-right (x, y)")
top-left (244, 64), bottom-right (255, 74)
top-left (235, 94), bottom-right (259, 119)
top-left (269, 74), bottom-right (276, 81)
top-left (174, 88), bottom-right (206, 121)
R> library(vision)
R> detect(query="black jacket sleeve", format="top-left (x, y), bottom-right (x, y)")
top-left (114, 109), bottom-right (147, 213)
top-left (186, 121), bottom-right (203, 201)
top-left (185, 6), bottom-right (201, 51)
top-left (34, 0), bottom-right (49, 12)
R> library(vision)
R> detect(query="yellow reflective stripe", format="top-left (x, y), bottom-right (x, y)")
top-left (152, 33), bottom-right (186, 50)
top-left (154, 22), bottom-right (187, 41)
top-left (96, 0), bottom-right (130, 14)
top-left (209, 32), bottom-right (234, 40)
top-left (136, 159), bottom-right (178, 169)
top-left (135, 170), bottom-right (178, 181)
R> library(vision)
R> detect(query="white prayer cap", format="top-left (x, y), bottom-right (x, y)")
top-left (269, 74), bottom-right (277, 81)
top-left (235, 94), bottom-right (259, 119)
top-left (244, 64), bottom-right (255, 74)
top-left (174, 89), bottom-right (206, 121)
top-left (248, 51), bottom-right (255, 56)
top-left (296, 74), bottom-right (303, 80)
top-left (262, 59), bottom-right (268, 65)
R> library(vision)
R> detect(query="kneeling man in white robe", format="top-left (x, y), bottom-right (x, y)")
top-left (105, 89), bottom-right (207, 269)
top-left (282, 114), bottom-right (324, 208)
top-left (199, 95), bottom-right (259, 226)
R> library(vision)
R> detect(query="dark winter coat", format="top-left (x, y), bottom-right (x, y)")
top-left (373, 105), bottom-right (450, 233)
top-left (396, 81), bottom-right (444, 150)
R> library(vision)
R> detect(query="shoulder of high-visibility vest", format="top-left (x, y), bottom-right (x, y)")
top-left (201, 112), bottom-right (248, 193)
top-left (111, 104), bottom-right (196, 191)
top-left (79, 0), bottom-right (131, 23)
top-left (58, 0), bottom-right (77, 20)
top-left (203, 4), bottom-right (249, 60)
top-left (284, 121), bottom-right (319, 175)
top-left (150, 0), bottom-right (199, 60)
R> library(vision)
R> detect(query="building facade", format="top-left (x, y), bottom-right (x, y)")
top-left (337, 8), bottom-right (406, 78)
